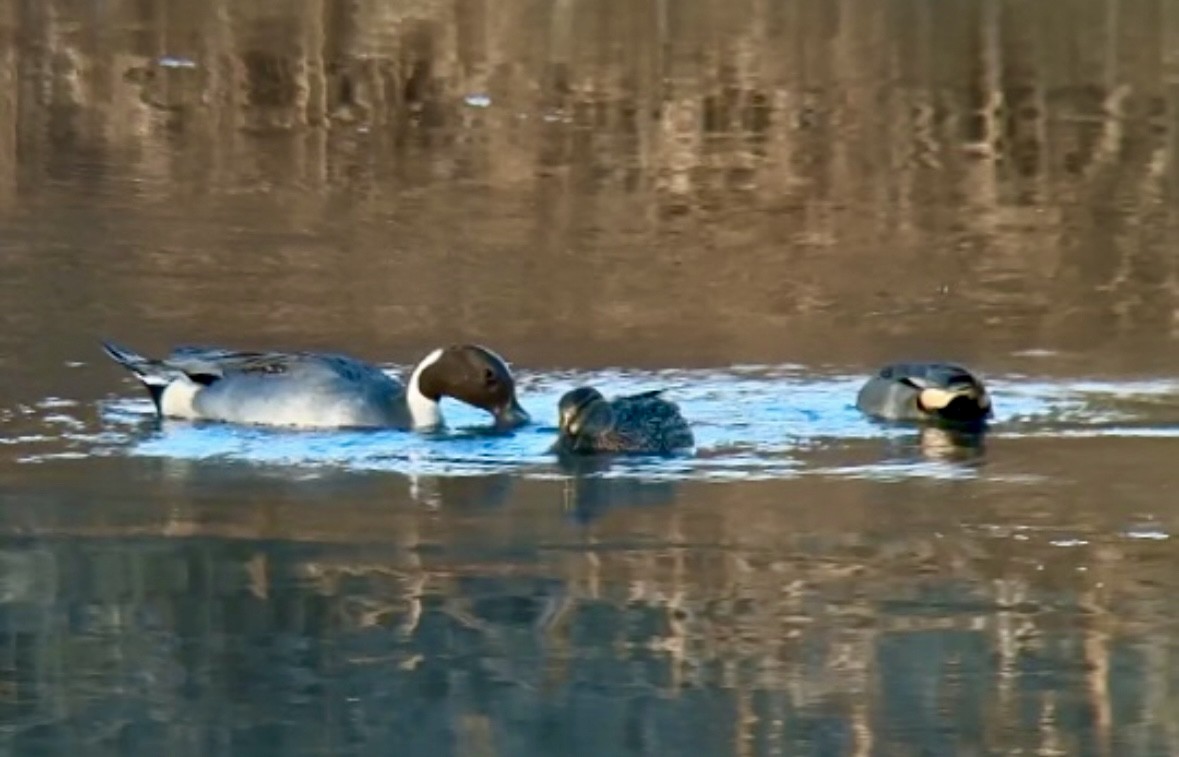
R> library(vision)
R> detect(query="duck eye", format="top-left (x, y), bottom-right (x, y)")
top-left (483, 368), bottom-right (499, 386)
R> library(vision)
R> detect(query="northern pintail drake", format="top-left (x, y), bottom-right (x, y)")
top-left (856, 362), bottom-right (992, 427)
top-left (101, 340), bottom-right (531, 430)
top-left (552, 387), bottom-right (694, 455)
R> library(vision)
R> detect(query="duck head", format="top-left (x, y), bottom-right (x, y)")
top-left (557, 386), bottom-right (614, 437)
top-left (412, 345), bottom-right (531, 430)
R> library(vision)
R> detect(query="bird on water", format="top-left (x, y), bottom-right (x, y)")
top-left (101, 339), bottom-right (531, 431)
top-left (552, 386), bottom-right (695, 455)
top-left (855, 362), bottom-right (992, 427)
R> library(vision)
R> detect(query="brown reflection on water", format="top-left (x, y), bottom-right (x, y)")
top-left (0, 0), bottom-right (1178, 385)
top-left (0, 446), bottom-right (1178, 754)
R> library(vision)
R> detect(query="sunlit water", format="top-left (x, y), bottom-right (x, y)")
top-left (6, 375), bottom-right (1179, 755)
top-left (8, 362), bottom-right (1179, 483)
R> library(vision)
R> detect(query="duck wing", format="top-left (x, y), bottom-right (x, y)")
top-left (610, 390), bottom-right (694, 450)
top-left (162, 346), bottom-right (400, 388)
top-left (611, 390), bottom-right (679, 426)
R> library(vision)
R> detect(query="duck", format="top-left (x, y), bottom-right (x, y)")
top-left (100, 339), bottom-right (531, 431)
top-left (551, 387), bottom-right (694, 455)
top-left (855, 362), bottom-right (992, 427)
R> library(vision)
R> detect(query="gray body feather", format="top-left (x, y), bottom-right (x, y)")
top-left (103, 341), bottom-right (415, 428)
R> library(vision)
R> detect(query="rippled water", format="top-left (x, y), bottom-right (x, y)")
top-left (17, 363), bottom-right (1179, 483)
top-left (3, 0), bottom-right (1179, 754)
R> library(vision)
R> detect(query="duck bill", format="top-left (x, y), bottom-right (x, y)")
top-left (493, 399), bottom-right (531, 430)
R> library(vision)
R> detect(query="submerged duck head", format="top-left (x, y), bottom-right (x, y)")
top-left (886, 363), bottom-right (991, 425)
top-left (857, 362), bottom-right (992, 429)
top-left (557, 387), bottom-right (612, 437)
top-left (413, 345), bottom-right (531, 430)
top-left (904, 372), bottom-right (991, 425)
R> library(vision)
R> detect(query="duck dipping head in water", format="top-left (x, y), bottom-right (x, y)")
top-left (856, 361), bottom-right (992, 428)
top-left (101, 339), bottom-right (531, 431)
top-left (415, 344), bottom-right (531, 431)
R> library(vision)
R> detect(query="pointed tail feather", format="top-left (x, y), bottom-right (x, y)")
top-left (100, 339), bottom-right (177, 387)
top-left (101, 339), bottom-right (185, 416)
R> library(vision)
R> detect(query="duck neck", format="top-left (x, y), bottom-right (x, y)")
top-left (406, 348), bottom-right (444, 429)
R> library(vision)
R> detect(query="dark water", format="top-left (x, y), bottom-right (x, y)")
top-left (3, 0), bottom-right (1179, 754)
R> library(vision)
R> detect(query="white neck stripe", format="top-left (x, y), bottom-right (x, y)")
top-left (406, 348), bottom-right (444, 428)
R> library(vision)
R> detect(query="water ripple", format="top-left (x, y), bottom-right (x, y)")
top-left (6, 365), bottom-right (1179, 481)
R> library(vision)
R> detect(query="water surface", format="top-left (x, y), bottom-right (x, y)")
top-left (2, 0), bottom-right (1179, 754)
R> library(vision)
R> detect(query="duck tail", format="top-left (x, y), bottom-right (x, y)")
top-left (101, 340), bottom-right (192, 416)
top-left (100, 340), bottom-right (174, 384)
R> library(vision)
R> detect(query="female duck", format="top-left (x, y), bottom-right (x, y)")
top-left (856, 362), bottom-right (992, 427)
top-left (552, 387), bottom-right (694, 455)
top-left (101, 339), bottom-right (530, 430)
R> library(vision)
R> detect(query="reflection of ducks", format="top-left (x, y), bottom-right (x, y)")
top-left (453, 575), bottom-right (571, 634)
top-left (101, 340), bottom-right (530, 431)
top-left (921, 426), bottom-right (984, 457)
top-left (555, 455), bottom-right (679, 524)
top-left (857, 362), bottom-right (992, 428)
top-left (406, 473), bottom-right (514, 510)
top-left (552, 387), bottom-right (694, 455)
top-left (908, 426), bottom-right (986, 463)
